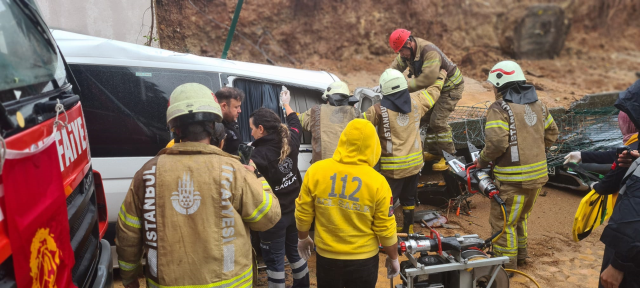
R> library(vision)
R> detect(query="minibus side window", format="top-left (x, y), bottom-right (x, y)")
top-left (71, 64), bottom-right (220, 157)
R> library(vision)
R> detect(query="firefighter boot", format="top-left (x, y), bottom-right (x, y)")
top-left (432, 158), bottom-right (448, 171)
top-left (423, 152), bottom-right (441, 162)
top-left (402, 208), bottom-right (415, 234)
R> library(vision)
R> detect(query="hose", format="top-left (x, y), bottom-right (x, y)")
top-left (491, 204), bottom-right (507, 243)
top-left (504, 269), bottom-right (541, 288)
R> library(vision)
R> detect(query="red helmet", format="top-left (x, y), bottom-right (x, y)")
top-left (389, 29), bottom-right (411, 53)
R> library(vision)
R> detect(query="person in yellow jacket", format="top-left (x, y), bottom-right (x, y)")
top-left (116, 83), bottom-right (281, 288)
top-left (295, 119), bottom-right (399, 288)
top-left (298, 81), bottom-right (362, 163)
top-left (364, 68), bottom-right (447, 233)
top-left (473, 61), bottom-right (559, 270)
top-left (388, 28), bottom-right (465, 171)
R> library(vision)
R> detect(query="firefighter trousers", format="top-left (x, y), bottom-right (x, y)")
top-left (423, 82), bottom-right (464, 156)
top-left (489, 182), bottom-right (541, 269)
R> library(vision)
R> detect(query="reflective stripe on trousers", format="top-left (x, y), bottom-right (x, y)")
top-left (146, 266), bottom-right (253, 288)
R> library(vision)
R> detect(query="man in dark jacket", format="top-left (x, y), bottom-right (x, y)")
top-left (600, 80), bottom-right (640, 288)
top-left (217, 87), bottom-right (245, 155)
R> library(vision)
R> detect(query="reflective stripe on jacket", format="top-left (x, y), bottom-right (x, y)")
top-left (364, 70), bottom-right (446, 179)
top-left (478, 100), bottom-right (559, 188)
top-left (390, 37), bottom-right (463, 93)
top-left (116, 142), bottom-right (281, 287)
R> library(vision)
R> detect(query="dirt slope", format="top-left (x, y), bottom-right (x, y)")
top-left (155, 0), bottom-right (640, 108)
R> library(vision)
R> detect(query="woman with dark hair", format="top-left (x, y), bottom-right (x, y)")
top-left (250, 90), bottom-right (309, 288)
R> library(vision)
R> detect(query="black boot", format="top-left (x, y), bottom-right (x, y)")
top-left (402, 208), bottom-right (415, 234)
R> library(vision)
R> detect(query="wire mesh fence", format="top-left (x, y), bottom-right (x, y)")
top-left (443, 103), bottom-right (622, 168)
top-left (545, 107), bottom-right (621, 167)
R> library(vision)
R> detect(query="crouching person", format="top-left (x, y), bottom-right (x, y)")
top-left (116, 83), bottom-right (281, 288)
top-left (295, 119), bottom-right (400, 288)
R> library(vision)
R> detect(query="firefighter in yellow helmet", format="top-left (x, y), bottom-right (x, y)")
top-left (297, 81), bottom-right (362, 163)
top-left (364, 68), bottom-right (447, 233)
top-left (116, 83), bottom-right (281, 288)
top-left (473, 61), bottom-right (559, 270)
top-left (388, 28), bottom-right (465, 171)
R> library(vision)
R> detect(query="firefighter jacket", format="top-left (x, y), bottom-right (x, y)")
top-left (478, 100), bottom-right (559, 189)
top-left (116, 142), bottom-right (281, 288)
top-left (364, 70), bottom-right (446, 179)
top-left (390, 37), bottom-right (463, 93)
top-left (251, 112), bottom-right (303, 214)
top-left (299, 104), bottom-right (361, 163)
top-left (295, 119), bottom-right (397, 260)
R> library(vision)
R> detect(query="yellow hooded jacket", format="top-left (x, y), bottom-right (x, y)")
top-left (295, 119), bottom-right (397, 260)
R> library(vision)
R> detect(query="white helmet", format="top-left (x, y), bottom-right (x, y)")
top-left (487, 60), bottom-right (526, 88)
top-left (322, 81), bottom-right (350, 101)
top-left (379, 69), bottom-right (408, 96)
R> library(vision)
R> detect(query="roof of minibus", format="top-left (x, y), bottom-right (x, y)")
top-left (51, 30), bottom-right (338, 91)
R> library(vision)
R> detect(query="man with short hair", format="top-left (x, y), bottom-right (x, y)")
top-left (216, 87), bottom-right (245, 155)
top-left (116, 83), bottom-right (280, 288)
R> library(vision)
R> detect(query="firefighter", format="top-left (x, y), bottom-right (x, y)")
top-left (295, 119), bottom-right (399, 288)
top-left (473, 61), bottom-right (559, 270)
top-left (116, 83), bottom-right (281, 288)
top-left (298, 81), bottom-right (361, 163)
top-left (364, 68), bottom-right (447, 233)
top-left (388, 29), bottom-right (465, 171)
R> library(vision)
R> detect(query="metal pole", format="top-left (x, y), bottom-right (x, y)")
top-left (221, 0), bottom-right (244, 59)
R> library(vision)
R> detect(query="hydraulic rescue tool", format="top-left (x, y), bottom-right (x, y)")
top-left (388, 145), bottom-right (513, 288)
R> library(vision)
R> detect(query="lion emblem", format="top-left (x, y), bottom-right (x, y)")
top-left (30, 228), bottom-right (60, 288)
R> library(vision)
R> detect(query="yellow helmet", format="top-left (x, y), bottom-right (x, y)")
top-left (167, 83), bottom-right (222, 129)
top-left (379, 69), bottom-right (408, 96)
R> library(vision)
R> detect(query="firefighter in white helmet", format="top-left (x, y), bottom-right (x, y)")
top-left (297, 81), bottom-right (362, 163)
top-left (116, 83), bottom-right (281, 288)
top-left (474, 61), bottom-right (559, 269)
top-left (364, 68), bottom-right (447, 233)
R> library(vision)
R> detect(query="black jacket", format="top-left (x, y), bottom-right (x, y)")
top-left (582, 141), bottom-right (639, 195)
top-left (600, 79), bottom-right (640, 272)
top-left (600, 158), bottom-right (640, 272)
top-left (251, 113), bottom-right (303, 214)
top-left (222, 120), bottom-right (242, 156)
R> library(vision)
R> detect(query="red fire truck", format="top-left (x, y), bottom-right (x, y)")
top-left (0, 0), bottom-right (112, 287)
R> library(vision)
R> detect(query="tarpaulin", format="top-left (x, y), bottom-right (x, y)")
top-left (1, 130), bottom-right (76, 288)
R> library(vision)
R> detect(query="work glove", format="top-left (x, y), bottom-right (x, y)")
top-left (563, 151), bottom-right (582, 164)
top-left (590, 181), bottom-right (598, 191)
top-left (371, 85), bottom-right (382, 94)
top-left (386, 256), bottom-right (400, 279)
top-left (297, 236), bottom-right (314, 261)
top-left (280, 89), bottom-right (291, 105)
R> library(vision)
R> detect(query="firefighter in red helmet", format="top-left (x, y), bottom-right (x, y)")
top-left (388, 29), bottom-right (465, 171)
